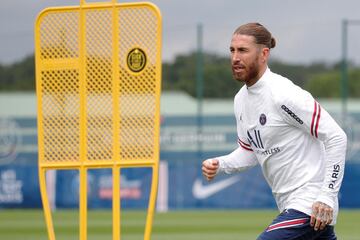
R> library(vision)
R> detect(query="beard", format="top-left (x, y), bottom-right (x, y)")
top-left (232, 58), bottom-right (260, 84)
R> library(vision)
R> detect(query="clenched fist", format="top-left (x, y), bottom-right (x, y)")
top-left (202, 159), bottom-right (219, 181)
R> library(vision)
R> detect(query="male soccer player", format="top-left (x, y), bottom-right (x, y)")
top-left (202, 23), bottom-right (347, 240)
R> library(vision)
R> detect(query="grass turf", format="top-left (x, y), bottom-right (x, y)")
top-left (0, 209), bottom-right (359, 239)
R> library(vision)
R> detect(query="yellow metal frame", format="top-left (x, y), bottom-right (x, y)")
top-left (35, 1), bottom-right (162, 239)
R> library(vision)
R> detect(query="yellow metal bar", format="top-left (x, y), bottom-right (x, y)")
top-left (39, 168), bottom-right (56, 240)
top-left (35, 10), bottom-right (56, 240)
top-left (34, 6), bottom-right (45, 168)
top-left (144, 164), bottom-right (158, 239)
top-left (79, 167), bottom-right (88, 240)
top-left (80, 0), bottom-right (117, 7)
top-left (111, 0), bottom-right (120, 168)
top-left (79, 2), bottom-right (88, 240)
top-left (79, 0), bottom-right (87, 168)
top-left (37, 2), bottom-right (166, 15)
top-left (111, 3), bottom-right (121, 240)
top-left (112, 167), bottom-right (120, 240)
top-left (41, 58), bottom-right (80, 70)
top-left (40, 160), bottom-right (156, 169)
top-left (144, 5), bottom-right (162, 239)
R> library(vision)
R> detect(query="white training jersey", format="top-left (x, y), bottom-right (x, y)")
top-left (216, 68), bottom-right (347, 224)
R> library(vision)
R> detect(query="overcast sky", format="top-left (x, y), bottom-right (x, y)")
top-left (1, 0), bottom-right (360, 65)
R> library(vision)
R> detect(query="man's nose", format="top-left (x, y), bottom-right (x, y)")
top-left (232, 52), bottom-right (241, 62)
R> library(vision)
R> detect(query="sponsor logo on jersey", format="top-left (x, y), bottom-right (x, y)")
top-left (329, 164), bottom-right (340, 189)
top-left (247, 130), bottom-right (281, 156)
top-left (247, 129), bottom-right (264, 149)
top-left (258, 147), bottom-right (281, 156)
top-left (281, 105), bottom-right (304, 125)
top-left (259, 113), bottom-right (267, 125)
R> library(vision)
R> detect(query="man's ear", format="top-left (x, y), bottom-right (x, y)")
top-left (261, 47), bottom-right (270, 62)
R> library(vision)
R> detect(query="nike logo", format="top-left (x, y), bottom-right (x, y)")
top-left (192, 175), bottom-right (241, 199)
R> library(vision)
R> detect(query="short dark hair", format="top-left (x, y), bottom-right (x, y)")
top-left (234, 22), bottom-right (276, 49)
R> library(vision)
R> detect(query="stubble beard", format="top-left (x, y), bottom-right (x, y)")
top-left (232, 58), bottom-right (260, 85)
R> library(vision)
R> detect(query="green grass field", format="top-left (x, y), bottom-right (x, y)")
top-left (0, 209), bottom-right (359, 240)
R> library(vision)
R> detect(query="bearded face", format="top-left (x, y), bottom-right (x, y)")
top-left (230, 34), bottom-right (266, 86)
top-left (232, 54), bottom-right (260, 83)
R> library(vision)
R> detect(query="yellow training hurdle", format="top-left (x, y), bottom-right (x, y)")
top-left (34, 1), bottom-right (162, 239)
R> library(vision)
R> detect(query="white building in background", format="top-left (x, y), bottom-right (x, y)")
top-left (2, 91), bottom-right (360, 116)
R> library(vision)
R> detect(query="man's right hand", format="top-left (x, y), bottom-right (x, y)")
top-left (310, 201), bottom-right (333, 231)
top-left (202, 159), bottom-right (219, 181)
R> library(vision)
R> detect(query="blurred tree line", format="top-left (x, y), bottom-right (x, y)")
top-left (1, 52), bottom-right (359, 98)
top-left (163, 52), bottom-right (360, 98)
top-left (0, 55), bottom-right (35, 91)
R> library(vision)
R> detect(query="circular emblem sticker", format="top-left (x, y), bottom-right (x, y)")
top-left (259, 113), bottom-right (267, 126)
top-left (127, 48), bottom-right (147, 73)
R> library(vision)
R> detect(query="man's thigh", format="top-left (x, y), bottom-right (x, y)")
top-left (257, 209), bottom-right (336, 240)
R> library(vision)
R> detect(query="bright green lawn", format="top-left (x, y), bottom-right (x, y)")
top-left (0, 209), bottom-right (359, 240)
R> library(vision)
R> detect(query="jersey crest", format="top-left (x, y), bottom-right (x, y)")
top-left (259, 113), bottom-right (267, 125)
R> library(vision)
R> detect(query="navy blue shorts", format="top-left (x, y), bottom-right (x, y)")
top-left (257, 209), bottom-right (337, 240)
